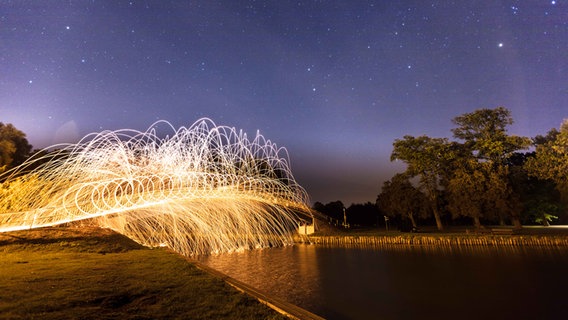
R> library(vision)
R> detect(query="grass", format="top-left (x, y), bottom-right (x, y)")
top-left (0, 226), bottom-right (287, 320)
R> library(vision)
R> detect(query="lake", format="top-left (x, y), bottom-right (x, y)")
top-left (198, 243), bottom-right (568, 319)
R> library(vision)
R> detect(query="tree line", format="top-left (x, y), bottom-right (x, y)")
top-left (315, 107), bottom-right (567, 230)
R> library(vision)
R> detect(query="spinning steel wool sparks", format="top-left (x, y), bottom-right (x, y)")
top-left (0, 119), bottom-right (311, 255)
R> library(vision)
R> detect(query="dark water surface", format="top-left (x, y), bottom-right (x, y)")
top-left (198, 244), bottom-right (568, 320)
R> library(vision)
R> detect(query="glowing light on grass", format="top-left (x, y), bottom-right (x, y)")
top-left (0, 119), bottom-right (311, 255)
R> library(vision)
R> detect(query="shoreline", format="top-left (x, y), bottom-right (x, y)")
top-left (295, 226), bottom-right (568, 247)
top-left (297, 234), bottom-right (568, 247)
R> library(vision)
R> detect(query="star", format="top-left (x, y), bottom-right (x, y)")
top-left (2, 1), bottom-right (566, 207)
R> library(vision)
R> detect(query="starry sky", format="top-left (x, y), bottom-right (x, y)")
top-left (1, 1), bottom-right (567, 205)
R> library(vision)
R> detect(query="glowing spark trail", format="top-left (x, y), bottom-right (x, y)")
top-left (0, 119), bottom-right (311, 255)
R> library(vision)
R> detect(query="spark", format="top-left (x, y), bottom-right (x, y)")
top-left (0, 118), bottom-right (311, 255)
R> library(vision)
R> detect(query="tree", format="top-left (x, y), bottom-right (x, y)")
top-left (449, 107), bottom-right (530, 229)
top-left (451, 106), bottom-right (530, 163)
top-left (312, 201), bottom-right (344, 226)
top-left (391, 135), bottom-right (449, 230)
top-left (0, 123), bottom-right (33, 175)
top-left (376, 173), bottom-right (428, 230)
top-left (346, 202), bottom-right (380, 227)
top-left (524, 193), bottom-right (560, 226)
top-left (447, 159), bottom-right (487, 228)
top-left (525, 119), bottom-right (568, 206)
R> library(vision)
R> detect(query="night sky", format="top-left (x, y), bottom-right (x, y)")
top-left (1, 1), bottom-right (567, 205)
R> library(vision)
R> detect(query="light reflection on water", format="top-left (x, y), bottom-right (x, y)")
top-left (198, 244), bottom-right (568, 320)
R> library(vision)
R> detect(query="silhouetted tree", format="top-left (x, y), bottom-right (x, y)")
top-left (313, 201), bottom-right (344, 226)
top-left (504, 152), bottom-right (563, 225)
top-left (346, 202), bottom-right (379, 227)
top-left (523, 179), bottom-right (562, 225)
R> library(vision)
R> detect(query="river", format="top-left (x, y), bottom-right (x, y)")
top-left (198, 243), bottom-right (568, 319)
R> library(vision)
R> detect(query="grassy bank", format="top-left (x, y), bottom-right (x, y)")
top-left (0, 227), bottom-right (287, 320)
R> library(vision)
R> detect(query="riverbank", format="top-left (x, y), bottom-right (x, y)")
top-left (295, 226), bottom-right (568, 247)
top-left (0, 227), bottom-right (288, 320)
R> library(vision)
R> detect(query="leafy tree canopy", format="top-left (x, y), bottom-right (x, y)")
top-left (525, 119), bottom-right (568, 203)
top-left (0, 122), bottom-right (33, 174)
top-left (391, 135), bottom-right (449, 230)
top-left (451, 106), bottom-right (530, 162)
top-left (377, 173), bottom-right (427, 228)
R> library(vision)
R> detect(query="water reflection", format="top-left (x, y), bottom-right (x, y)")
top-left (198, 244), bottom-right (325, 311)
top-left (198, 244), bottom-right (568, 320)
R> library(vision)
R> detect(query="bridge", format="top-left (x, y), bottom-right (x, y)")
top-left (0, 119), bottom-right (312, 255)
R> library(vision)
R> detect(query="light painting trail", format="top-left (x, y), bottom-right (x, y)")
top-left (0, 119), bottom-right (311, 255)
